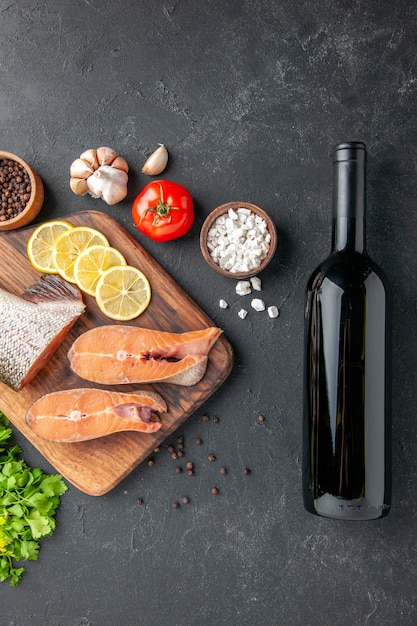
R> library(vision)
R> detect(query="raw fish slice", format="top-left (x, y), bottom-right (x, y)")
top-left (0, 274), bottom-right (85, 391)
top-left (68, 326), bottom-right (222, 386)
top-left (26, 388), bottom-right (166, 442)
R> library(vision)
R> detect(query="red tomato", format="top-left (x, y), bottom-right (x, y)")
top-left (132, 180), bottom-right (194, 242)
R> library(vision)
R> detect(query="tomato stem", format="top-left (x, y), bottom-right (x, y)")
top-left (141, 201), bottom-right (179, 225)
top-left (141, 183), bottom-right (179, 225)
top-left (157, 200), bottom-right (177, 217)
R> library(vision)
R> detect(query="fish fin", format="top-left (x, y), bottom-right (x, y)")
top-left (22, 274), bottom-right (84, 305)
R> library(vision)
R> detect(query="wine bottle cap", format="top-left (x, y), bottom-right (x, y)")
top-left (333, 142), bottom-right (367, 163)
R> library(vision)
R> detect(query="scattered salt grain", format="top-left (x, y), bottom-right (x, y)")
top-left (251, 298), bottom-right (266, 312)
top-left (267, 306), bottom-right (279, 318)
top-left (236, 280), bottom-right (251, 296)
top-left (250, 276), bottom-right (262, 291)
top-left (215, 270), bottom-right (278, 321)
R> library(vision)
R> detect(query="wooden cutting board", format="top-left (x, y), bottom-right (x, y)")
top-left (0, 210), bottom-right (233, 495)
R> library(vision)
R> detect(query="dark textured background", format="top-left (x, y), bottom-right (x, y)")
top-left (1, 1), bottom-right (417, 624)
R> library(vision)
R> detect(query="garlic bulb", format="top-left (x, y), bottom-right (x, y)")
top-left (70, 147), bottom-right (129, 205)
top-left (142, 144), bottom-right (169, 175)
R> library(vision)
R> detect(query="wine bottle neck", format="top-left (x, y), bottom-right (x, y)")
top-left (332, 217), bottom-right (366, 253)
top-left (332, 142), bottom-right (367, 253)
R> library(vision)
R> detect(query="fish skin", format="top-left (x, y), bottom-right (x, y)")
top-left (0, 274), bottom-right (85, 391)
top-left (68, 325), bottom-right (222, 386)
top-left (26, 388), bottom-right (166, 442)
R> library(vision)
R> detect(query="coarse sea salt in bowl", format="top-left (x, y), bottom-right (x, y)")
top-left (200, 201), bottom-right (277, 279)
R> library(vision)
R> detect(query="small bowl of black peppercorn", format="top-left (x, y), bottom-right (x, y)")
top-left (0, 151), bottom-right (44, 231)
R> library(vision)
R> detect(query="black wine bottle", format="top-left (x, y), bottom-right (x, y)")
top-left (303, 142), bottom-right (391, 520)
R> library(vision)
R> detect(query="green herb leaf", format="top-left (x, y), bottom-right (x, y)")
top-left (39, 475), bottom-right (68, 498)
top-left (20, 539), bottom-right (39, 561)
top-left (6, 503), bottom-right (24, 518)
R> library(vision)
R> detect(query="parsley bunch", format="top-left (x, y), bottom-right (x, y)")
top-left (0, 411), bottom-right (68, 586)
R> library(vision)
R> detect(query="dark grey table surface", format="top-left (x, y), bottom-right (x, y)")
top-left (1, 1), bottom-right (416, 625)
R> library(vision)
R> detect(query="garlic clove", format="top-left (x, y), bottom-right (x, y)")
top-left (96, 146), bottom-right (118, 166)
top-left (111, 156), bottom-right (129, 173)
top-left (142, 144), bottom-right (169, 175)
top-left (86, 165), bottom-right (128, 205)
top-left (70, 177), bottom-right (89, 195)
top-left (79, 148), bottom-right (98, 170)
top-left (70, 158), bottom-right (94, 179)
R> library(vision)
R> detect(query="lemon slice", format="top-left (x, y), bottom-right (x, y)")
top-left (27, 220), bottom-right (74, 273)
top-left (95, 265), bottom-right (151, 321)
top-left (73, 245), bottom-right (127, 296)
top-left (52, 226), bottom-right (109, 283)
